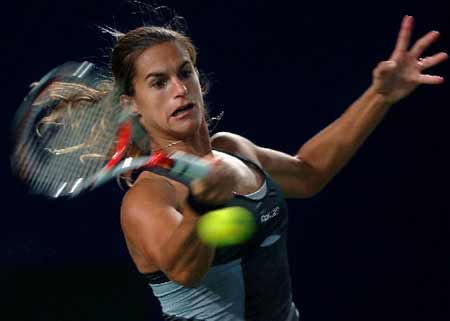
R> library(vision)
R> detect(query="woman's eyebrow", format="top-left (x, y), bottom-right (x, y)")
top-left (145, 61), bottom-right (190, 80)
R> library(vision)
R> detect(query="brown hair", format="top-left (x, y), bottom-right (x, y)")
top-left (108, 25), bottom-right (207, 186)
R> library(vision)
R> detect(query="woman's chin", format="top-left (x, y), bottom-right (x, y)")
top-left (168, 118), bottom-right (203, 139)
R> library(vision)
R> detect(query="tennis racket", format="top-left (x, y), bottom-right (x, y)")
top-left (11, 61), bottom-right (210, 199)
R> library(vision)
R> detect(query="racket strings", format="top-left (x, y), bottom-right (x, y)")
top-left (16, 77), bottom-right (121, 197)
top-left (46, 93), bottom-right (118, 196)
top-left (35, 81), bottom-right (108, 145)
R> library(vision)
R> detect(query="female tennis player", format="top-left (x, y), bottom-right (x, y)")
top-left (112, 15), bottom-right (446, 320)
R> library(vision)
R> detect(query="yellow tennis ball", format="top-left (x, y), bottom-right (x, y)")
top-left (197, 206), bottom-right (256, 247)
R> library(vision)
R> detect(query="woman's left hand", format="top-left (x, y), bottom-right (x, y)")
top-left (371, 15), bottom-right (448, 104)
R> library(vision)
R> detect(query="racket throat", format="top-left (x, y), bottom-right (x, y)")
top-left (105, 122), bottom-right (132, 170)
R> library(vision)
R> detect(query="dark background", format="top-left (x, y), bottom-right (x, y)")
top-left (2, 1), bottom-right (449, 320)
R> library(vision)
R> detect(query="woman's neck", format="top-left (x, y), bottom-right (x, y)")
top-left (150, 120), bottom-right (214, 159)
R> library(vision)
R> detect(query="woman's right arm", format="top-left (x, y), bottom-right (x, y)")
top-left (120, 175), bottom-right (215, 288)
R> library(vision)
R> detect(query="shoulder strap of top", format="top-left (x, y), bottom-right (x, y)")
top-left (212, 148), bottom-right (266, 175)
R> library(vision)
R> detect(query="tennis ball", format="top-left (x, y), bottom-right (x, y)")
top-left (197, 206), bottom-right (256, 247)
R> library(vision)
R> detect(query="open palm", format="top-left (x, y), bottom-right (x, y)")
top-left (372, 16), bottom-right (448, 104)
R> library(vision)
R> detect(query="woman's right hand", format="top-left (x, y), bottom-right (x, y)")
top-left (189, 156), bottom-right (237, 207)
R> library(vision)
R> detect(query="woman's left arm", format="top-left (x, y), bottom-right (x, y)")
top-left (214, 16), bottom-right (447, 199)
top-left (292, 15), bottom-right (447, 196)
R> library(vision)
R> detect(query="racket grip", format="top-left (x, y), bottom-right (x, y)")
top-left (154, 151), bottom-right (220, 214)
top-left (169, 151), bottom-right (210, 181)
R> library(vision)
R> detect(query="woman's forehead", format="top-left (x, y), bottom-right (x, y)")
top-left (134, 41), bottom-right (192, 78)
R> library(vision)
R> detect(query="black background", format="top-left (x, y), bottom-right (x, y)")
top-left (2, 1), bottom-right (449, 320)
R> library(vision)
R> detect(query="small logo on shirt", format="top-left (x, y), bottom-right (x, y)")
top-left (261, 206), bottom-right (280, 223)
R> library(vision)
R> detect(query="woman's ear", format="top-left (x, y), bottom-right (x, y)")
top-left (119, 94), bottom-right (139, 115)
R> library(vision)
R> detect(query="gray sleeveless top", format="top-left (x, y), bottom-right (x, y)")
top-left (143, 152), bottom-right (299, 321)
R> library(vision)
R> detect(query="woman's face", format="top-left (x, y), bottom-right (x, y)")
top-left (127, 40), bottom-right (205, 141)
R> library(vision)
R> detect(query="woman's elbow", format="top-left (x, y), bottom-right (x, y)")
top-left (292, 182), bottom-right (322, 199)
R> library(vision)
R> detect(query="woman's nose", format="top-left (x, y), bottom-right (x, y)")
top-left (172, 78), bottom-right (188, 97)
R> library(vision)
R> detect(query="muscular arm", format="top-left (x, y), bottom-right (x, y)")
top-left (121, 175), bottom-right (215, 287)
top-left (211, 89), bottom-right (389, 200)
top-left (213, 16), bottom-right (446, 199)
top-left (212, 86), bottom-right (413, 199)
top-left (295, 16), bottom-right (446, 196)
top-left (294, 86), bottom-right (391, 194)
top-left (211, 87), bottom-right (391, 198)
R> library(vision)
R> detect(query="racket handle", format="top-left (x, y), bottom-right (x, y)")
top-left (169, 151), bottom-right (210, 181)
top-left (164, 151), bottom-right (219, 214)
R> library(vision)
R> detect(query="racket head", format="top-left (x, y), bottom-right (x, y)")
top-left (11, 61), bottom-right (130, 199)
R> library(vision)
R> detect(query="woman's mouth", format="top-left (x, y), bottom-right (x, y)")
top-left (171, 103), bottom-right (195, 117)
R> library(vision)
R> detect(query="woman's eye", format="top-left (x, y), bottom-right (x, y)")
top-left (152, 79), bottom-right (167, 89)
top-left (180, 69), bottom-right (192, 79)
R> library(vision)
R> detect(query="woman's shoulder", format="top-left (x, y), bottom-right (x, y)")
top-left (121, 172), bottom-right (177, 210)
top-left (210, 131), bottom-right (261, 167)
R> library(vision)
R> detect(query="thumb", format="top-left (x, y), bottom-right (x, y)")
top-left (190, 179), bottom-right (205, 196)
top-left (373, 60), bottom-right (397, 78)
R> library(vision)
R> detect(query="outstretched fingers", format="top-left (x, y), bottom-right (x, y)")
top-left (418, 52), bottom-right (449, 70)
top-left (392, 15), bottom-right (414, 58)
top-left (415, 74), bottom-right (445, 85)
top-left (410, 30), bottom-right (441, 58)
